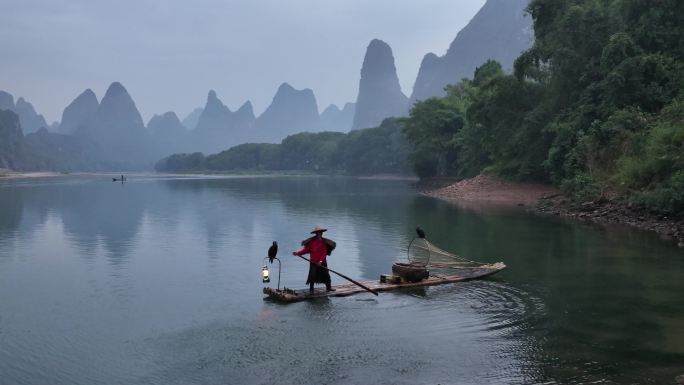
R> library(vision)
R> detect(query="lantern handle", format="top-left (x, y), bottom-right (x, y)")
top-left (263, 256), bottom-right (282, 290)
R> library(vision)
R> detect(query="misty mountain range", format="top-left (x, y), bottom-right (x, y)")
top-left (0, 0), bottom-right (532, 171)
top-left (0, 90), bottom-right (49, 134)
top-left (411, 0), bottom-right (532, 103)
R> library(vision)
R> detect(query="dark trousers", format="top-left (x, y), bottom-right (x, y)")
top-left (307, 262), bottom-right (331, 290)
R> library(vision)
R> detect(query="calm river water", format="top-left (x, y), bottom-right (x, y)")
top-left (0, 175), bottom-right (682, 384)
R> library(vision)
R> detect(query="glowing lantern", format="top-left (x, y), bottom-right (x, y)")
top-left (262, 265), bottom-right (270, 283)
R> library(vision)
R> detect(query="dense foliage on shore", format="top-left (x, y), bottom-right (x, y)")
top-left (155, 118), bottom-right (410, 175)
top-left (403, 0), bottom-right (684, 215)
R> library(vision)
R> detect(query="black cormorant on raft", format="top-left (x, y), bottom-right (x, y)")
top-left (262, 226), bottom-right (506, 303)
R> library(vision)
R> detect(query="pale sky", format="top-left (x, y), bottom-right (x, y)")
top-left (0, 0), bottom-right (485, 123)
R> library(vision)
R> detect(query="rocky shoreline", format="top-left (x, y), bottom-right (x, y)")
top-left (537, 196), bottom-right (684, 247)
top-left (419, 175), bottom-right (684, 247)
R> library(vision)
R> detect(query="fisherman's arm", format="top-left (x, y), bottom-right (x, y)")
top-left (292, 244), bottom-right (310, 256)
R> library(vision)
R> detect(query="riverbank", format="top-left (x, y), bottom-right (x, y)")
top-left (418, 174), bottom-right (560, 206)
top-left (156, 170), bottom-right (417, 181)
top-left (0, 169), bottom-right (65, 179)
top-left (0, 169), bottom-right (419, 183)
top-left (538, 196), bottom-right (684, 246)
top-left (420, 175), bottom-right (684, 246)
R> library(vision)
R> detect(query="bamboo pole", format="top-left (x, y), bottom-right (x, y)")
top-left (293, 254), bottom-right (378, 296)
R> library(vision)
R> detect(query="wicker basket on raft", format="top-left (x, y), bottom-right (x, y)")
top-left (391, 262), bottom-right (429, 282)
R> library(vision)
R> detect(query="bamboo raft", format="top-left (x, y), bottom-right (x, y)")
top-left (263, 262), bottom-right (506, 303)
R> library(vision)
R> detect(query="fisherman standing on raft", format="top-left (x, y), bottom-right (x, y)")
top-left (293, 226), bottom-right (336, 294)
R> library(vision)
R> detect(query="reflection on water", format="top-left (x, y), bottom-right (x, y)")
top-left (139, 280), bottom-right (547, 385)
top-left (0, 175), bottom-right (682, 385)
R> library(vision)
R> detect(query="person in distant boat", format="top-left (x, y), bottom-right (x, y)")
top-left (292, 226), bottom-right (336, 294)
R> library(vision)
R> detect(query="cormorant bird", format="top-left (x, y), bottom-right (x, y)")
top-left (268, 241), bottom-right (278, 263)
top-left (416, 226), bottom-right (426, 239)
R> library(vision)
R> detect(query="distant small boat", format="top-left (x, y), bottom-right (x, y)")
top-left (112, 175), bottom-right (126, 182)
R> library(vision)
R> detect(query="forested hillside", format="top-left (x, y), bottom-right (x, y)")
top-left (403, 0), bottom-right (684, 215)
top-left (155, 118), bottom-right (409, 176)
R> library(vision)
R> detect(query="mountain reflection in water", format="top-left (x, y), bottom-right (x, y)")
top-left (0, 175), bottom-right (682, 384)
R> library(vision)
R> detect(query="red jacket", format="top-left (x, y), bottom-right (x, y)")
top-left (295, 238), bottom-right (330, 264)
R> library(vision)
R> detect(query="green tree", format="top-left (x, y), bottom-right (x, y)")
top-left (403, 97), bottom-right (465, 178)
top-left (279, 132), bottom-right (345, 171)
top-left (338, 118), bottom-right (409, 175)
top-left (155, 152), bottom-right (206, 172)
top-left (206, 143), bottom-right (280, 171)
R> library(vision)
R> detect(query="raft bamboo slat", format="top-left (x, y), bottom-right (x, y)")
top-left (263, 262), bottom-right (506, 303)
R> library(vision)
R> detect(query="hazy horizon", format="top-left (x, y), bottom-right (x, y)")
top-left (1, 0), bottom-right (485, 123)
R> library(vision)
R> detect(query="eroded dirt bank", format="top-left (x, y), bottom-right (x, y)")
top-left (419, 175), bottom-right (684, 247)
top-left (419, 174), bottom-right (560, 206)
